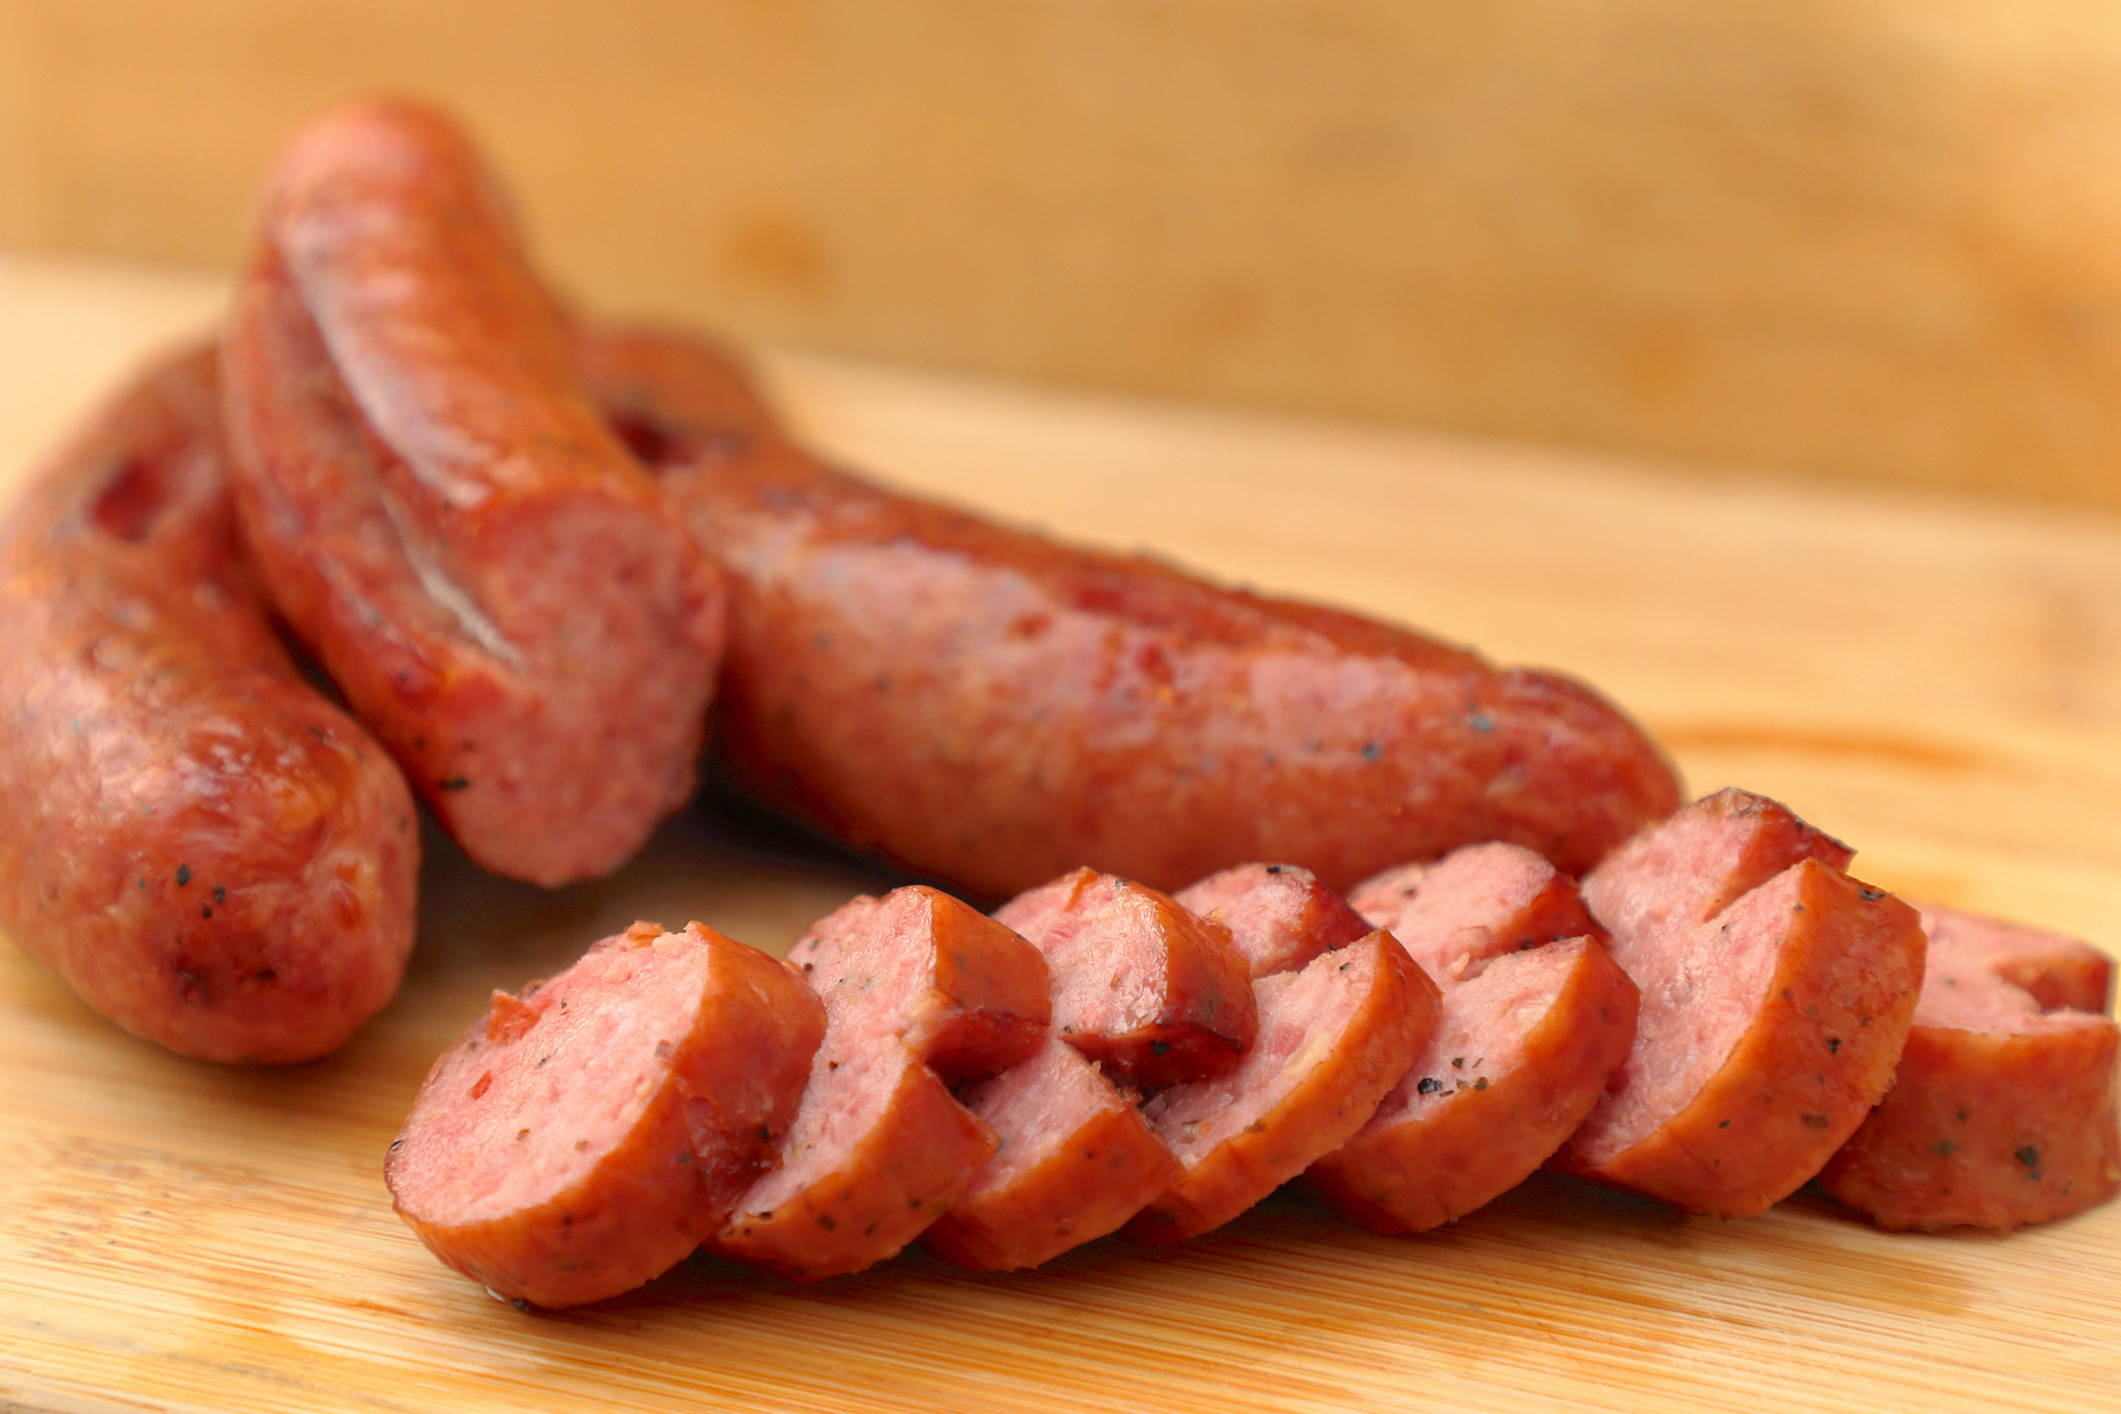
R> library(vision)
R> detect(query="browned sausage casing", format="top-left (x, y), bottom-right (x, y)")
top-left (223, 101), bottom-right (727, 887)
top-left (572, 326), bottom-right (1683, 899)
top-left (0, 344), bottom-right (418, 1063)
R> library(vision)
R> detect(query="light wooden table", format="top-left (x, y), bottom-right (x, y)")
top-left (2, 253), bottom-right (2117, 1413)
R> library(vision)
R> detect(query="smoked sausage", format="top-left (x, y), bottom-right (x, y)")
top-left (387, 920), bottom-right (824, 1308)
top-left (572, 325), bottom-right (1683, 898)
top-left (1819, 904), bottom-right (2119, 1231)
top-left (0, 343), bottom-right (417, 1063)
top-left (223, 101), bottom-right (727, 887)
top-left (1556, 789), bottom-right (1926, 1217)
top-left (1311, 843), bottom-right (1637, 1233)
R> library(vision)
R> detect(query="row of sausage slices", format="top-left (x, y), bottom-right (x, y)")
top-left (386, 787), bottom-right (2121, 1309)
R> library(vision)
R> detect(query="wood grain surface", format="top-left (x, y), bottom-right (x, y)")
top-left (2, 256), bottom-right (2118, 1414)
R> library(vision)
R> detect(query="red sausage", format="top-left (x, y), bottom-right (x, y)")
top-left (0, 343), bottom-right (417, 1063)
top-left (1175, 862), bottom-right (1373, 979)
top-left (927, 871), bottom-right (1261, 1268)
top-left (570, 325), bottom-right (1683, 898)
top-left (713, 887), bottom-right (1048, 1281)
top-left (1127, 931), bottom-right (1438, 1244)
top-left (222, 101), bottom-right (726, 887)
top-left (1556, 789), bottom-right (1927, 1217)
top-left (995, 869), bottom-right (1256, 1087)
top-left (387, 921), bottom-right (823, 1307)
top-left (1311, 844), bottom-right (1637, 1233)
top-left (1819, 904), bottom-right (2120, 1231)
top-left (924, 1036), bottom-right (1182, 1272)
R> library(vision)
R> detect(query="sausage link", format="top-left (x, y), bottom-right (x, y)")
top-left (0, 343), bottom-right (417, 1063)
top-left (572, 325), bottom-right (1683, 898)
top-left (222, 101), bottom-right (727, 887)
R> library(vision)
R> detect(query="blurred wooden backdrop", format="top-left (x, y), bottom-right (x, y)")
top-left (6, 0), bottom-right (2121, 508)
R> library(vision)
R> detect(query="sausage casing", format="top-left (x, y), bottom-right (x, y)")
top-left (0, 344), bottom-right (417, 1063)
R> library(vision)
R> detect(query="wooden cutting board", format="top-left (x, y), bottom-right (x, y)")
top-left (2, 256), bottom-right (2118, 1414)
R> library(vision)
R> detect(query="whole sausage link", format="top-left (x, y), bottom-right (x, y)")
top-left (0, 342), bottom-right (418, 1063)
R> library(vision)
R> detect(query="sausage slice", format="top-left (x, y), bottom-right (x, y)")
top-left (1175, 862), bottom-right (1373, 979)
top-left (923, 1037), bottom-right (1182, 1272)
top-left (1555, 789), bottom-right (1927, 1217)
top-left (1126, 932), bottom-right (1438, 1244)
top-left (386, 921), bottom-right (824, 1308)
top-left (995, 869), bottom-right (1256, 1087)
top-left (223, 101), bottom-right (726, 886)
top-left (714, 886), bottom-right (1048, 1281)
top-left (0, 343), bottom-right (417, 1063)
top-left (1308, 844), bottom-right (1637, 1233)
top-left (1819, 904), bottom-right (2120, 1231)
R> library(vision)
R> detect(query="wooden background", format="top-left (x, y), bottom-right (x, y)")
top-left (9, 1), bottom-right (2121, 508)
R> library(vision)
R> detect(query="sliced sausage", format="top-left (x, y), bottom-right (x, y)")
top-left (926, 871), bottom-right (1249, 1272)
top-left (994, 868), bottom-right (1255, 1087)
top-left (386, 921), bottom-right (824, 1308)
top-left (222, 100), bottom-right (726, 887)
top-left (1175, 862), bottom-right (1373, 978)
top-left (1126, 931), bottom-right (1438, 1244)
top-left (1819, 903), bottom-right (2120, 1231)
top-left (714, 886), bottom-right (1048, 1281)
top-left (0, 343), bottom-right (417, 1063)
top-left (1308, 844), bottom-right (1637, 1233)
top-left (1555, 789), bottom-right (1927, 1217)
top-left (923, 1036), bottom-right (1182, 1272)
top-left (571, 324), bottom-right (1683, 898)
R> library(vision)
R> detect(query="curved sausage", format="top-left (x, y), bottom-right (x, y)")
top-left (1311, 843), bottom-right (1637, 1233)
top-left (0, 343), bottom-right (417, 1063)
top-left (386, 920), bottom-right (824, 1308)
top-left (1555, 789), bottom-right (1927, 1217)
top-left (995, 869), bottom-right (1256, 1087)
top-left (571, 325), bottom-right (1683, 898)
top-left (1126, 930), bottom-right (1437, 1244)
top-left (1818, 904), bottom-right (2119, 1231)
top-left (713, 886), bottom-right (1048, 1281)
top-left (222, 100), bottom-right (727, 887)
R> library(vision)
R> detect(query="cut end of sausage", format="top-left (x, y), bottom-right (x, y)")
top-left (1309, 936), bottom-right (1638, 1234)
top-left (1174, 863), bottom-right (1373, 979)
top-left (996, 869), bottom-right (1257, 1087)
top-left (1127, 930), bottom-right (1438, 1244)
top-left (786, 885), bottom-right (1050, 1080)
top-left (1559, 792), bottom-right (1925, 1217)
top-left (386, 921), bottom-right (823, 1308)
top-left (1819, 903), bottom-right (2121, 1232)
top-left (927, 1037), bottom-right (1183, 1272)
top-left (1347, 841), bottom-right (1606, 985)
top-left (713, 884), bottom-right (1048, 1281)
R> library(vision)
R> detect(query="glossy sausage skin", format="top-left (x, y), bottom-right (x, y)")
top-left (572, 325), bottom-right (1684, 898)
top-left (223, 101), bottom-right (726, 887)
top-left (0, 344), bottom-right (417, 1063)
